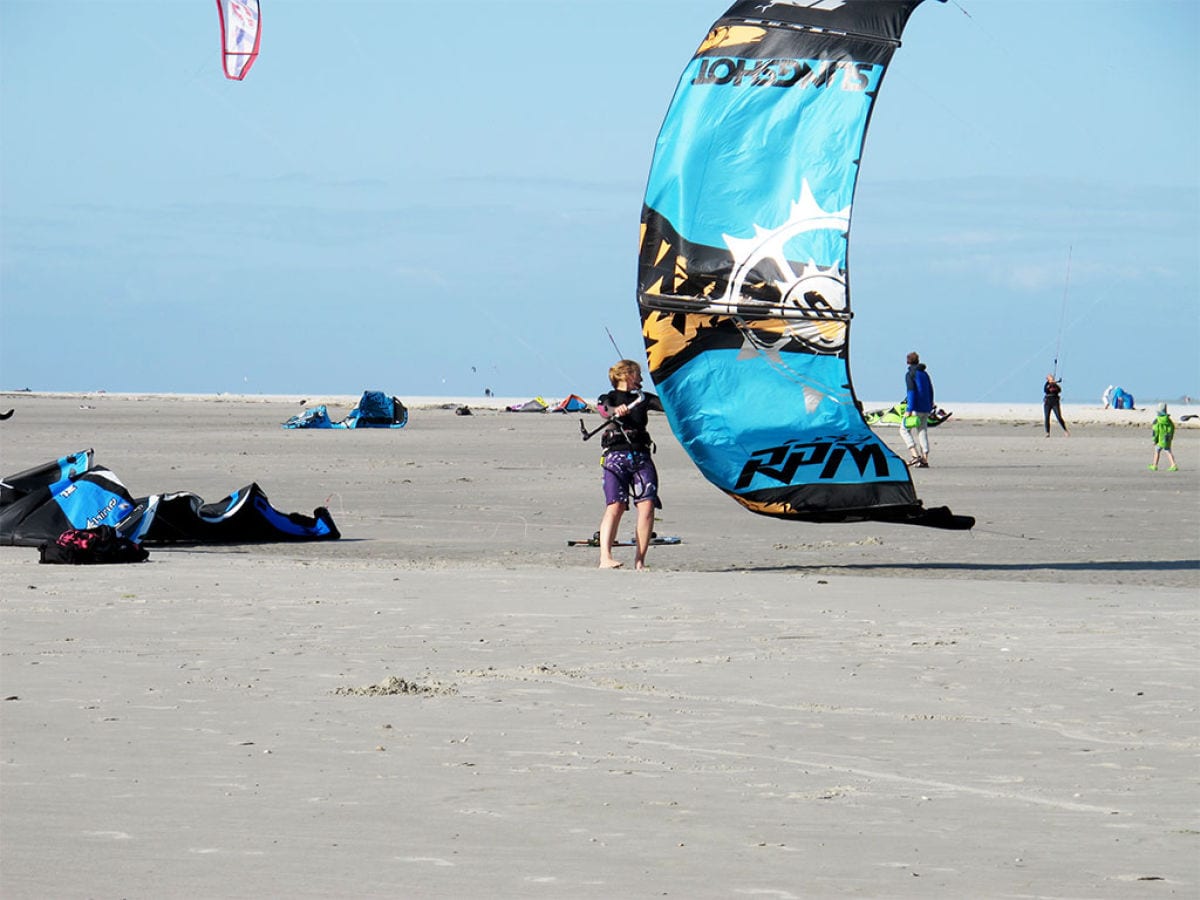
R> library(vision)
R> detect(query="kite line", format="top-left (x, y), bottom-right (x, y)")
top-left (605, 326), bottom-right (625, 360)
top-left (1052, 245), bottom-right (1072, 380)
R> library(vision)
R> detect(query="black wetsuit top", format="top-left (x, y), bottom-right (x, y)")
top-left (596, 389), bottom-right (662, 453)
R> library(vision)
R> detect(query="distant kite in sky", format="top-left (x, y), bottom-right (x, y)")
top-left (216, 0), bottom-right (262, 81)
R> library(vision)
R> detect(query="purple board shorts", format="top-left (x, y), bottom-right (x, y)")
top-left (601, 451), bottom-right (661, 508)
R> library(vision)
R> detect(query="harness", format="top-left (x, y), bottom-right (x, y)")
top-left (580, 390), bottom-right (648, 450)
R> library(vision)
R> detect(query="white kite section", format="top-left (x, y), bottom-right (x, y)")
top-left (216, 0), bottom-right (262, 81)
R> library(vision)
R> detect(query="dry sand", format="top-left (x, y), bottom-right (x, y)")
top-left (1, 393), bottom-right (1196, 898)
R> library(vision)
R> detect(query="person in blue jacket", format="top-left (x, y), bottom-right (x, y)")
top-left (901, 351), bottom-right (935, 467)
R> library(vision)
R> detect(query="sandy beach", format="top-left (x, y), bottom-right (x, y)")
top-left (1, 393), bottom-right (1197, 898)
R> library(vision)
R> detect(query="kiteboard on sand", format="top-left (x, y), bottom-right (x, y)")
top-left (567, 532), bottom-right (682, 548)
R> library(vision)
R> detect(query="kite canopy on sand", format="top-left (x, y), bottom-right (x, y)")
top-left (216, 0), bottom-right (262, 81)
top-left (507, 398), bottom-right (550, 413)
top-left (551, 395), bottom-right (592, 413)
top-left (0, 450), bottom-right (339, 548)
top-left (283, 392), bottom-right (409, 429)
top-left (865, 402), bottom-right (953, 429)
top-left (637, 0), bottom-right (969, 529)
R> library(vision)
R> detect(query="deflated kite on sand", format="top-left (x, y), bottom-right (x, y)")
top-left (0, 449), bottom-right (339, 547)
top-left (283, 391), bottom-right (408, 429)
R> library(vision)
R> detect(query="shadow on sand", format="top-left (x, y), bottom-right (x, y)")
top-left (730, 559), bottom-right (1200, 576)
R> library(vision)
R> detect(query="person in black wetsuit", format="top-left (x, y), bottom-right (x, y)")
top-left (596, 359), bottom-right (663, 570)
top-left (1043, 373), bottom-right (1070, 437)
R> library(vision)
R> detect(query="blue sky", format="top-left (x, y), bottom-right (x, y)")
top-left (2, 0), bottom-right (1196, 403)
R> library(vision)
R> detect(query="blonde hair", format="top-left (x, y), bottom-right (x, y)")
top-left (609, 359), bottom-right (641, 388)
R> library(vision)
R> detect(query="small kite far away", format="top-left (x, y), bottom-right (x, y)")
top-left (216, 0), bottom-right (262, 81)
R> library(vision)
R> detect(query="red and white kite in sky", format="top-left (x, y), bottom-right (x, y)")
top-left (216, 0), bottom-right (261, 81)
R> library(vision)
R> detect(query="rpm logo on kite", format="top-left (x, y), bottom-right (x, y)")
top-left (734, 438), bottom-right (892, 489)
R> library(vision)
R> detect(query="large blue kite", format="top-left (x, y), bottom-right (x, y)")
top-left (638, 0), bottom-right (970, 529)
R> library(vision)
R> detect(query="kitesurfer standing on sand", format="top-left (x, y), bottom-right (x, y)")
top-left (596, 360), bottom-right (663, 570)
top-left (1043, 374), bottom-right (1070, 436)
top-left (901, 351), bottom-right (934, 467)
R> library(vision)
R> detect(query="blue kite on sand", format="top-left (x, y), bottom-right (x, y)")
top-left (0, 450), bottom-right (339, 547)
top-left (284, 391), bottom-right (408, 429)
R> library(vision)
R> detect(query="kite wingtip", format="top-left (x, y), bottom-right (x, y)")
top-left (914, 506), bottom-right (975, 530)
top-left (315, 507), bottom-right (341, 540)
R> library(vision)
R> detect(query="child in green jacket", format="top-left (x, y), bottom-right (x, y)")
top-left (1149, 403), bottom-right (1179, 471)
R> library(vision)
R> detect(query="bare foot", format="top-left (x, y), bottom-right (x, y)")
top-left (599, 559), bottom-right (623, 569)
